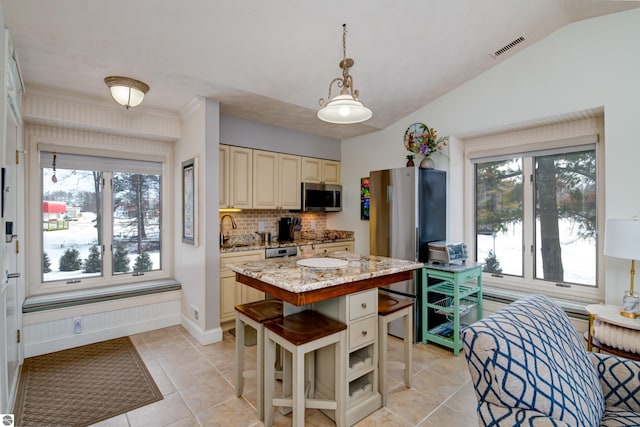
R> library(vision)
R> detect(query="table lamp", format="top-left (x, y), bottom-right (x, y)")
top-left (604, 217), bottom-right (640, 318)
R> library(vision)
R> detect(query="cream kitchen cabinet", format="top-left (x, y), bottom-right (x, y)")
top-left (220, 250), bottom-right (265, 324)
top-left (219, 145), bottom-right (230, 208)
top-left (314, 241), bottom-right (354, 254)
top-left (301, 157), bottom-right (341, 184)
top-left (219, 145), bottom-right (253, 209)
top-left (252, 150), bottom-right (301, 210)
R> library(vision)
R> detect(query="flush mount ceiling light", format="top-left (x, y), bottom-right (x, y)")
top-left (318, 24), bottom-right (372, 124)
top-left (104, 76), bottom-right (149, 109)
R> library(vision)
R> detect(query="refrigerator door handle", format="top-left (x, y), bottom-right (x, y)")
top-left (386, 185), bottom-right (392, 203)
top-left (415, 227), bottom-right (419, 261)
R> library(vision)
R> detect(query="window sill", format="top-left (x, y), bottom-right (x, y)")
top-left (482, 285), bottom-right (594, 320)
top-left (23, 279), bottom-right (181, 313)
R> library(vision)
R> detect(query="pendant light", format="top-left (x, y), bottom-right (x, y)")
top-left (318, 24), bottom-right (372, 124)
top-left (104, 76), bottom-right (150, 109)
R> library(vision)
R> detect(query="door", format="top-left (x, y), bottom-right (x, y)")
top-left (2, 103), bottom-right (22, 413)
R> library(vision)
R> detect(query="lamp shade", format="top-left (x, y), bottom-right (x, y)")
top-left (604, 218), bottom-right (640, 260)
top-left (317, 94), bottom-right (372, 124)
top-left (104, 76), bottom-right (149, 109)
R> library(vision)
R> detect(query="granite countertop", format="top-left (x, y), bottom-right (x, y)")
top-left (220, 238), bottom-right (355, 254)
top-left (226, 252), bottom-right (423, 294)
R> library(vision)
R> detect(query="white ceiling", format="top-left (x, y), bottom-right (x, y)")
top-left (4, 0), bottom-right (640, 140)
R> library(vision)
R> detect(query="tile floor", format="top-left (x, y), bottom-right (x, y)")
top-left (91, 326), bottom-right (479, 427)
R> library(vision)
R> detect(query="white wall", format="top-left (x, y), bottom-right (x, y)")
top-left (220, 114), bottom-right (341, 160)
top-left (334, 9), bottom-right (640, 304)
top-left (174, 98), bottom-right (222, 344)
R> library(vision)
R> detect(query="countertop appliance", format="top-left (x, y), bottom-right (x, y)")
top-left (427, 241), bottom-right (468, 265)
top-left (369, 167), bottom-right (446, 340)
top-left (278, 217), bottom-right (294, 242)
top-left (301, 182), bottom-right (342, 212)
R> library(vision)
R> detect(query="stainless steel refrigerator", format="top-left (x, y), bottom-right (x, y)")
top-left (369, 167), bottom-right (446, 340)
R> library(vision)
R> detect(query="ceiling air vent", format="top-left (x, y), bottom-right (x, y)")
top-left (491, 36), bottom-right (526, 59)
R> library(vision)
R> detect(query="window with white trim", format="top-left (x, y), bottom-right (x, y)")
top-left (466, 121), bottom-right (604, 302)
top-left (38, 150), bottom-right (166, 289)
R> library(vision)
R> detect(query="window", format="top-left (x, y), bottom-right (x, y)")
top-left (468, 125), bottom-right (604, 302)
top-left (39, 151), bottom-right (165, 288)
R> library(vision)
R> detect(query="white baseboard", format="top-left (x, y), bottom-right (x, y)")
top-left (181, 314), bottom-right (223, 345)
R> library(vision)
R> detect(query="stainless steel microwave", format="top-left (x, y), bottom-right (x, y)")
top-left (301, 182), bottom-right (342, 212)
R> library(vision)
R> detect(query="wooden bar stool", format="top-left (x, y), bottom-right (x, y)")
top-left (378, 293), bottom-right (413, 406)
top-left (234, 299), bottom-right (283, 420)
top-left (263, 310), bottom-right (347, 427)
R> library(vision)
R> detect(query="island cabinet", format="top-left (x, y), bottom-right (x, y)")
top-left (220, 250), bottom-right (265, 324)
top-left (313, 289), bottom-right (381, 426)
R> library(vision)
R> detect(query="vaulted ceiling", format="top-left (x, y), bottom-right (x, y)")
top-left (4, 1), bottom-right (639, 140)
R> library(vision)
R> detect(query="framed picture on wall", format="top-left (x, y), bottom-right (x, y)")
top-left (182, 157), bottom-right (198, 246)
top-left (361, 177), bottom-right (370, 220)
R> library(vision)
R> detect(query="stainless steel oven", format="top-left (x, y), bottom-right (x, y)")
top-left (265, 245), bottom-right (298, 259)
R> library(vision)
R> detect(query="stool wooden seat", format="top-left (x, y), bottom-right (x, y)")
top-left (378, 293), bottom-right (413, 406)
top-left (235, 299), bottom-right (283, 420)
top-left (263, 310), bottom-right (347, 427)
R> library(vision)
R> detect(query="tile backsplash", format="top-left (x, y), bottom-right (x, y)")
top-left (219, 210), bottom-right (327, 238)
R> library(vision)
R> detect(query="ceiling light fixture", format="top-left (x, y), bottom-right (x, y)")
top-left (318, 24), bottom-right (372, 124)
top-left (104, 76), bottom-right (149, 109)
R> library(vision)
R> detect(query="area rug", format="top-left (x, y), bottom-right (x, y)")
top-left (13, 337), bottom-right (163, 427)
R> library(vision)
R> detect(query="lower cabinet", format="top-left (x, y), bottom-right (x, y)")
top-left (313, 288), bottom-right (381, 426)
top-left (314, 241), bottom-right (354, 254)
top-left (220, 250), bottom-right (265, 324)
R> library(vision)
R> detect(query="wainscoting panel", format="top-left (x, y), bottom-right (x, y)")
top-left (23, 297), bottom-right (181, 357)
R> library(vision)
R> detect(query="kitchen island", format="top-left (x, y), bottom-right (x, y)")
top-left (226, 252), bottom-right (423, 425)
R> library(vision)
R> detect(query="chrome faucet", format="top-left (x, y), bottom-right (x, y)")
top-left (220, 214), bottom-right (237, 246)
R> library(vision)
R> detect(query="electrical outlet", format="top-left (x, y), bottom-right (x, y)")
top-left (73, 317), bottom-right (82, 334)
top-left (258, 222), bottom-right (265, 232)
top-left (192, 305), bottom-right (199, 321)
top-left (311, 221), bottom-right (316, 230)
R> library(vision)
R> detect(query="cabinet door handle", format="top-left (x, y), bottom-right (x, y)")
top-left (361, 330), bottom-right (368, 337)
top-left (361, 303), bottom-right (367, 309)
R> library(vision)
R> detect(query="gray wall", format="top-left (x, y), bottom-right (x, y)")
top-left (220, 114), bottom-right (341, 160)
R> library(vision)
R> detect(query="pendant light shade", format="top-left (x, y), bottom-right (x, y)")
top-left (317, 94), bottom-right (372, 124)
top-left (104, 76), bottom-right (149, 109)
top-left (318, 24), bottom-right (372, 124)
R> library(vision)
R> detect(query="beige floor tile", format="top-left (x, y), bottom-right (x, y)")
top-left (166, 415), bottom-right (200, 427)
top-left (126, 392), bottom-right (192, 427)
top-left (416, 403), bottom-right (478, 427)
top-left (353, 407), bottom-right (413, 426)
top-left (384, 386), bottom-right (442, 425)
top-left (194, 397), bottom-right (263, 427)
top-left (123, 325), bottom-right (483, 427)
top-left (89, 413), bottom-right (129, 427)
top-left (148, 363), bottom-right (178, 396)
top-left (411, 368), bottom-right (467, 403)
top-left (163, 358), bottom-right (221, 390)
top-left (445, 381), bottom-right (479, 419)
top-left (179, 373), bottom-right (236, 414)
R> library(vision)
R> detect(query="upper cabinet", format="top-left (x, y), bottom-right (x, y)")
top-left (253, 150), bottom-right (301, 210)
top-left (219, 146), bottom-right (253, 209)
top-left (219, 145), bottom-right (230, 208)
top-left (278, 154), bottom-right (302, 209)
top-left (219, 145), bottom-right (338, 210)
top-left (302, 157), bottom-right (341, 184)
